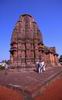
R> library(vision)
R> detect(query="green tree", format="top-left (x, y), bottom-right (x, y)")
top-left (59, 55), bottom-right (62, 64)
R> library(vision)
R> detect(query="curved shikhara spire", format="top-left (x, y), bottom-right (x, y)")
top-left (11, 14), bottom-right (43, 45)
top-left (10, 14), bottom-right (59, 68)
top-left (10, 14), bottom-right (44, 68)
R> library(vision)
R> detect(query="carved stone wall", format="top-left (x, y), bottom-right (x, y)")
top-left (10, 14), bottom-right (59, 68)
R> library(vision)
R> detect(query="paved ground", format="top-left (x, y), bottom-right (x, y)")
top-left (0, 66), bottom-right (62, 99)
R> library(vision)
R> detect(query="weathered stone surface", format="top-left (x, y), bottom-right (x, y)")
top-left (10, 14), bottom-right (59, 69)
top-left (0, 67), bottom-right (62, 99)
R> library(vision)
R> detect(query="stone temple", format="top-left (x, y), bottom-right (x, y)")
top-left (10, 14), bottom-right (59, 69)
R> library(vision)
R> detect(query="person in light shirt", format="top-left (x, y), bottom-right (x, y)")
top-left (40, 61), bottom-right (46, 72)
top-left (36, 60), bottom-right (46, 73)
top-left (36, 61), bottom-right (39, 73)
top-left (5, 63), bottom-right (9, 74)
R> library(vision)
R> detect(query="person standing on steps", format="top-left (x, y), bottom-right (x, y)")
top-left (40, 60), bottom-right (46, 72)
top-left (5, 62), bottom-right (9, 75)
top-left (36, 60), bottom-right (41, 73)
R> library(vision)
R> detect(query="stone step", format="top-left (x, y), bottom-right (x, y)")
top-left (0, 66), bottom-right (62, 100)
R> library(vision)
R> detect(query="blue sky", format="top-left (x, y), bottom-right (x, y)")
top-left (0, 0), bottom-right (62, 61)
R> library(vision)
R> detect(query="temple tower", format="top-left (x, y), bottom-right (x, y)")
top-left (10, 14), bottom-right (59, 69)
top-left (10, 14), bottom-right (43, 68)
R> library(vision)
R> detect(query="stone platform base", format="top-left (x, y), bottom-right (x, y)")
top-left (0, 66), bottom-right (62, 100)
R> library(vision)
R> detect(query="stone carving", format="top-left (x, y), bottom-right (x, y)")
top-left (10, 14), bottom-right (59, 69)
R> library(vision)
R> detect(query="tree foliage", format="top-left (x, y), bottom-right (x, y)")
top-left (59, 55), bottom-right (62, 64)
top-left (0, 65), bottom-right (5, 70)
